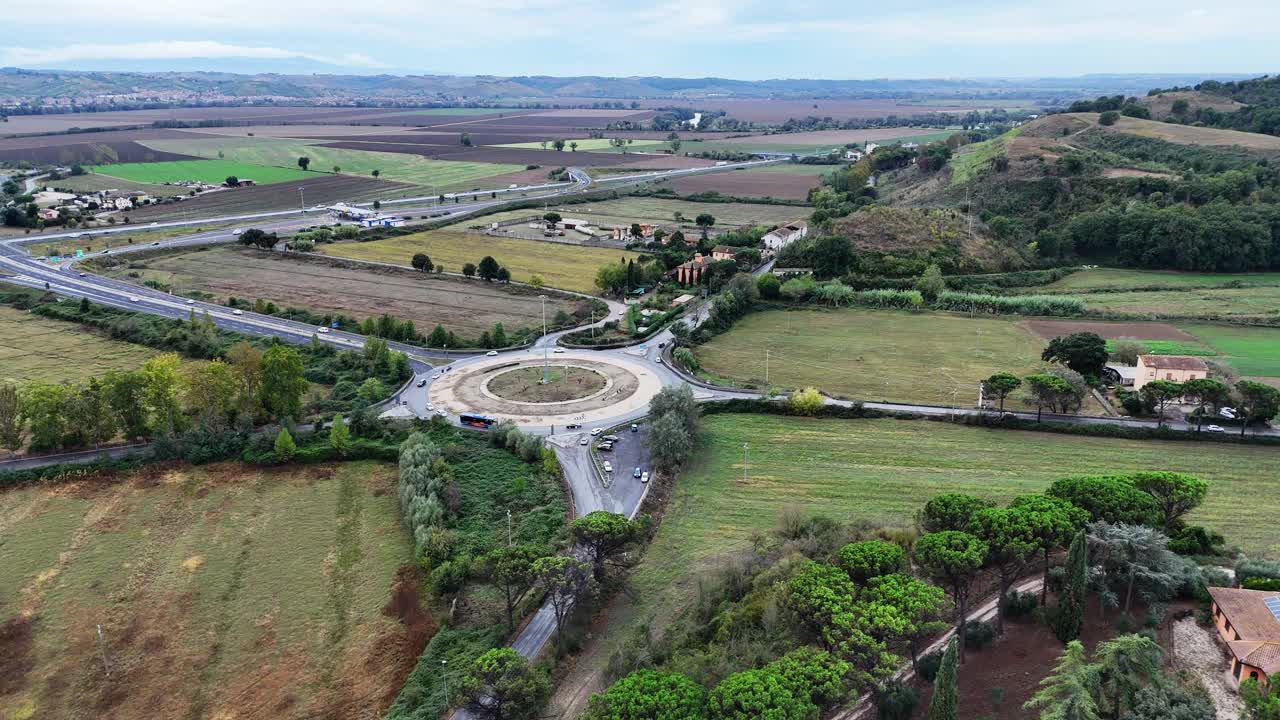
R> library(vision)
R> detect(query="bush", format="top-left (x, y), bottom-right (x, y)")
top-left (1169, 526), bottom-right (1224, 555)
top-left (430, 557), bottom-right (471, 595)
top-left (1003, 590), bottom-right (1038, 620)
top-left (874, 681), bottom-right (919, 720)
top-left (1244, 577), bottom-right (1280, 591)
top-left (963, 620), bottom-right (996, 650)
top-left (1236, 558), bottom-right (1280, 586)
top-left (935, 291), bottom-right (1085, 316)
top-left (916, 651), bottom-right (942, 682)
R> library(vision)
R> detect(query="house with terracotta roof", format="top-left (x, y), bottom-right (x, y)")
top-left (1134, 355), bottom-right (1208, 391)
top-left (1207, 586), bottom-right (1280, 688)
top-left (710, 245), bottom-right (737, 261)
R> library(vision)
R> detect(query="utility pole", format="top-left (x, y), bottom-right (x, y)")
top-left (300, 186), bottom-right (305, 214)
top-left (507, 509), bottom-right (512, 547)
top-left (743, 443), bottom-right (749, 483)
top-left (540, 294), bottom-right (549, 384)
top-left (441, 660), bottom-right (449, 705)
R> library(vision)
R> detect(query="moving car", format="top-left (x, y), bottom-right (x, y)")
top-left (129, 296), bottom-right (140, 302)
top-left (186, 299), bottom-right (195, 305)
top-left (486, 350), bottom-right (499, 356)
top-left (431, 373), bottom-right (441, 380)
top-left (590, 428), bottom-right (603, 436)
top-left (232, 229), bottom-right (243, 236)
top-left (151, 241), bottom-right (160, 246)
top-left (77, 272), bottom-right (86, 277)
top-left (630, 423), bottom-right (639, 432)
top-left (316, 326), bottom-right (330, 333)
top-left (566, 423), bottom-right (581, 430)
top-left (232, 309), bottom-right (243, 315)
top-left (632, 467), bottom-right (641, 479)
top-left (553, 347), bottom-right (565, 353)
top-left (1207, 424), bottom-right (1226, 433)
top-left (579, 436), bottom-right (589, 446)
top-left (416, 379), bottom-right (427, 388)
top-left (641, 471), bottom-right (649, 483)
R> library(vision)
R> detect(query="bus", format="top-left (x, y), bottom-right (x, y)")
top-left (460, 414), bottom-right (497, 429)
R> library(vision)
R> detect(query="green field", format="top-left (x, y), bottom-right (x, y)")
top-left (630, 415), bottom-right (1280, 617)
top-left (318, 230), bottom-right (638, 293)
top-left (695, 308), bottom-right (1066, 408)
top-left (43, 172), bottom-right (175, 196)
top-left (90, 159), bottom-right (313, 185)
top-left (1183, 323), bottom-right (1280, 378)
top-left (139, 137), bottom-right (524, 189)
top-left (950, 127), bottom-right (1021, 185)
top-left (1044, 267), bottom-right (1280, 291)
top-left (1077, 286), bottom-right (1280, 321)
top-left (478, 196), bottom-right (800, 229)
top-left (496, 138), bottom-right (664, 151)
top-left (0, 461), bottom-right (415, 720)
top-left (0, 304), bottom-right (161, 382)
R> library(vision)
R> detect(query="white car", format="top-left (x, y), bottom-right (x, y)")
top-left (232, 229), bottom-right (243, 236)
top-left (232, 309), bottom-right (243, 315)
top-left (602, 461), bottom-right (613, 473)
top-left (431, 373), bottom-right (441, 380)
top-left (128, 296), bottom-right (140, 302)
top-left (316, 326), bottom-right (330, 333)
top-left (579, 436), bottom-right (589, 446)
top-left (69, 232), bottom-right (82, 238)
top-left (427, 403), bottom-right (435, 411)
top-left (1206, 424), bottom-right (1226, 433)
top-left (486, 350), bottom-right (499, 356)
top-left (553, 347), bottom-right (565, 353)
top-left (77, 272), bottom-right (86, 277)
top-left (590, 428), bottom-right (603, 436)
top-left (435, 409), bottom-right (447, 417)
top-left (1219, 407), bottom-right (1237, 419)
top-left (186, 299), bottom-right (196, 305)
top-left (150, 222), bottom-right (159, 226)
top-left (641, 471), bottom-right (650, 483)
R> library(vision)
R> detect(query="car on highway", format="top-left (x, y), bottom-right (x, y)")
top-left (100, 249), bottom-right (109, 254)
top-left (431, 373), bottom-right (441, 380)
top-left (631, 423), bottom-right (638, 432)
top-left (590, 428), bottom-right (602, 436)
top-left (656, 357), bottom-right (663, 364)
top-left (232, 309), bottom-right (243, 315)
top-left (316, 326), bottom-right (330, 333)
top-left (633, 467), bottom-right (641, 479)
top-left (579, 436), bottom-right (589, 446)
top-left (553, 347), bottom-right (565, 353)
top-left (486, 350), bottom-right (499, 356)
top-left (150, 222), bottom-right (159, 226)
top-left (416, 379), bottom-right (427, 388)
top-left (77, 272), bottom-right (86, 277)
top-left (151, 241), bottom-right (160, 246)
top-left (129, 296), bottom-right (140, 302)
top-left (69, 232), bottom-right (82, 238)
top-left (232, 229), bottom-right (243, 236)
top-left (1207, 424), bottom-right (1226, 433)
top-left (186, 299), bottom-right (195, 305)
top-left (566, 423), bottom-right (581, 430)
top-left (641, 471), bottom-right (650, 483)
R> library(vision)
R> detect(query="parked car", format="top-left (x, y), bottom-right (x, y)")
top-left (1206, 424), bottom-right (1226, 433)
top-left (1219, 407), bottom-right (1237, 419)
top-left (603, 434), bottom-right (619, 442)
top-left (633, 467), bottom-right (641, 479)
top-left (431, 374), bottom-right (441, 380)
top-left (603, 461), bottom-right (613, 473)
top-left (630, 423), bottom-right (639, 432)
top-left (486, 350), bottom-right (499, 356)
top-left (641, 471), bottom-right (650, 483)
top-left (416, 379), bottom-right (427, 388)
top-left (590, 428), bottom-right (603, 436)
top-left (598, 442), bottom-right (613, 452)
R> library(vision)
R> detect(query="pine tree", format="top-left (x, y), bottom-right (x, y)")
top-left (928, 637), bottom-right (958, 720)
top-left (273, 427), bottom-right (297, 461)
top-left (1056, 530), bottom-right (1087, 643)
top-left (329, 413), bottom-right (350, 455)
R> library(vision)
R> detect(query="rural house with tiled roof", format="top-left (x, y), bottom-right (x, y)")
top-left (1208, 586), bottom-right (1280, 688)
top-left (1134, 354), bottom-right (1208, 391)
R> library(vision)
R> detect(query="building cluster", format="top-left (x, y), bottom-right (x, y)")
top-left (30, 186), bottom-right (153, 225)
top-left (1209, 586), bottom-right (1280, 689)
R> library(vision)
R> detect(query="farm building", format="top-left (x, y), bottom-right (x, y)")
top-left (1134, 355), bottom-right (1208, 390)
top-left (609, 222), bottom-right (661, 240)
top-left (1102, 363), bottom-right (1137, 388)
top-left (671, 293), bottom-right (695, 307)
top-left (710, 245), bottom-right (737, 261)
top-left (762, 222), bottom-right (808, 255)
top-left (1207, 586), bottom-right (1280, 688)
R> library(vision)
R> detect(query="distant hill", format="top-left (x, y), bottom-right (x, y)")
top-left (0, 67), bottom-right (1258, 103)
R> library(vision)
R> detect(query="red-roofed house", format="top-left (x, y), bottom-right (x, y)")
top-left (1208, 586), bottom-right (1280, 688)
top-left (1134, 355), bottom-right (1209, 391)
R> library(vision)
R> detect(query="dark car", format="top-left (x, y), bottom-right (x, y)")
top-left (416, 379), bottom-right (427, 388)
top-left (566, 423), bottom-right (581, 430)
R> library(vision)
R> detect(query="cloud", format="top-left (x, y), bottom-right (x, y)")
top-left (1, 41), bottom-right (389, 69)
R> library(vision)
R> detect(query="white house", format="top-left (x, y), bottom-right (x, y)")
top-left (762, 222), bottom-right (809, 255)
top-left (864, 142), bottom-right (881, 155)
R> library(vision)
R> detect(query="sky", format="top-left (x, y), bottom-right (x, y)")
top-left (2, 0), bottom-right (1278, 79)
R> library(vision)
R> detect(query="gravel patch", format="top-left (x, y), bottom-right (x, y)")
top-left (1172, 617), bottom-right (1243, 720)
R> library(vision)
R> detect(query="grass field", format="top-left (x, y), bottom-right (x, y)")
top-left (139, 137), bottom-right (524, 189)
top-left (0, 304), bottom-right (160, 382)
top-left (1075, 286), bottom-right (1280, 321)
top-left (90, 159), bottom-right (313, 185)
top-left (319, 230), bottom-right (638, 293)
top-left (95, 245), bottom-right (573, 336)
top-left (0, 461), bottom-right (419, 720)
top-left (694, 308), bottom-right (1078, 409)
top-left (951, 128), bottom-right (1021, 185)
top-left (496, 138), bottom-right (664, 151)
top-left (479, 196), bottom-right (801, 230)
top-left (1044, 268), bottom-right (1280, 291)
top-left (1182, 323), bottom-right (1280, 378)
top-left (631, 415), bottom-right (1280, 615)
top-left (42, 172), bottom-right (175, 197)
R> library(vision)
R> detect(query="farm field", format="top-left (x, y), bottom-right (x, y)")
top-left (89, 159), bottom-right (313, 185)
top-left (658, 164), bottom-right (828, 200)
top-left (138, 136), bottom-right (525, 189)
top-left (1042, 267), bottom-right (1280, 291)
top-left (1075, 286), bottom-right (1280, 321)
top-left (0, 303), bottom-right (160, 382)
top-left (693, 308), bottom-right (1097, 410)
top-left (37, 172), bottom-right (174, 197)
top-left (1181, 323), bottom-right (1280, 378)
top-left (671, 131), bottom-right (957, 157)
top-left (634, 414), bottom-right (1280, 615)
top-left (119, 175), bottom-right (421, 223)
top-left (0, 461), bottom-right (420, 720)
top-left (319, 230), bottom-right (637, 294)
top-left (95, 245), bottom-right (574, 337)
top-left (495, 138), bottom-right (663, 151)
top-left (1110, 115), bottom-right (1280, 152)
top-left (479, 196), bottom-right (803, 230)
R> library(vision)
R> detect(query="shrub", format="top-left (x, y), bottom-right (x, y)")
top-left (1244, 577), bottom-right (1280, 591)
top-left (935, 291), bottom-right (1085, 316)
top-left (874, 681), bottom-right (919, 720)
top-left (1168, 526), bottom-right (1224, 556)
top-left (1236, 558), bottom-right (1280, 586)
top-left (916, 651), bottom-right (942, 682)
top-left (1002, 590), bottom-right (1038, 620)
top-left (430, 556), bottom-right (471, 595)
top-left (790, 387), bottom-right (825, 415)
top-left (963, 620), bottom-right (996, 650)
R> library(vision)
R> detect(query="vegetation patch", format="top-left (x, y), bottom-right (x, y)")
top-left (0, 304), bottom-right (161, 383)
top-left (89, 158), bottom-right (313, 185)
top-left (486, 366), bottom-right (607, 402)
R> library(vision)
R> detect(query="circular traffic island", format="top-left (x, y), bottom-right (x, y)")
top-left (486, 366), bottom-right (608, 403)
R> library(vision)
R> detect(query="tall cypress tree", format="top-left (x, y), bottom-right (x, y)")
top-left (928, 637), bottom-right (959, 720)
top-left (1055, 530), bottom-right (1087, 643)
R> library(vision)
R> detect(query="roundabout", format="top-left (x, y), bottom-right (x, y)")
top-left (429, 351), bottom-right (666, 427)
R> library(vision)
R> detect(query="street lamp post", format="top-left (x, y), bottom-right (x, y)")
top-left (539, 294), bottom-right (549, 384)
top-left (441, 660), bottom-right (449, 705)
top-left (507, 509), bottom-right (512, 547)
